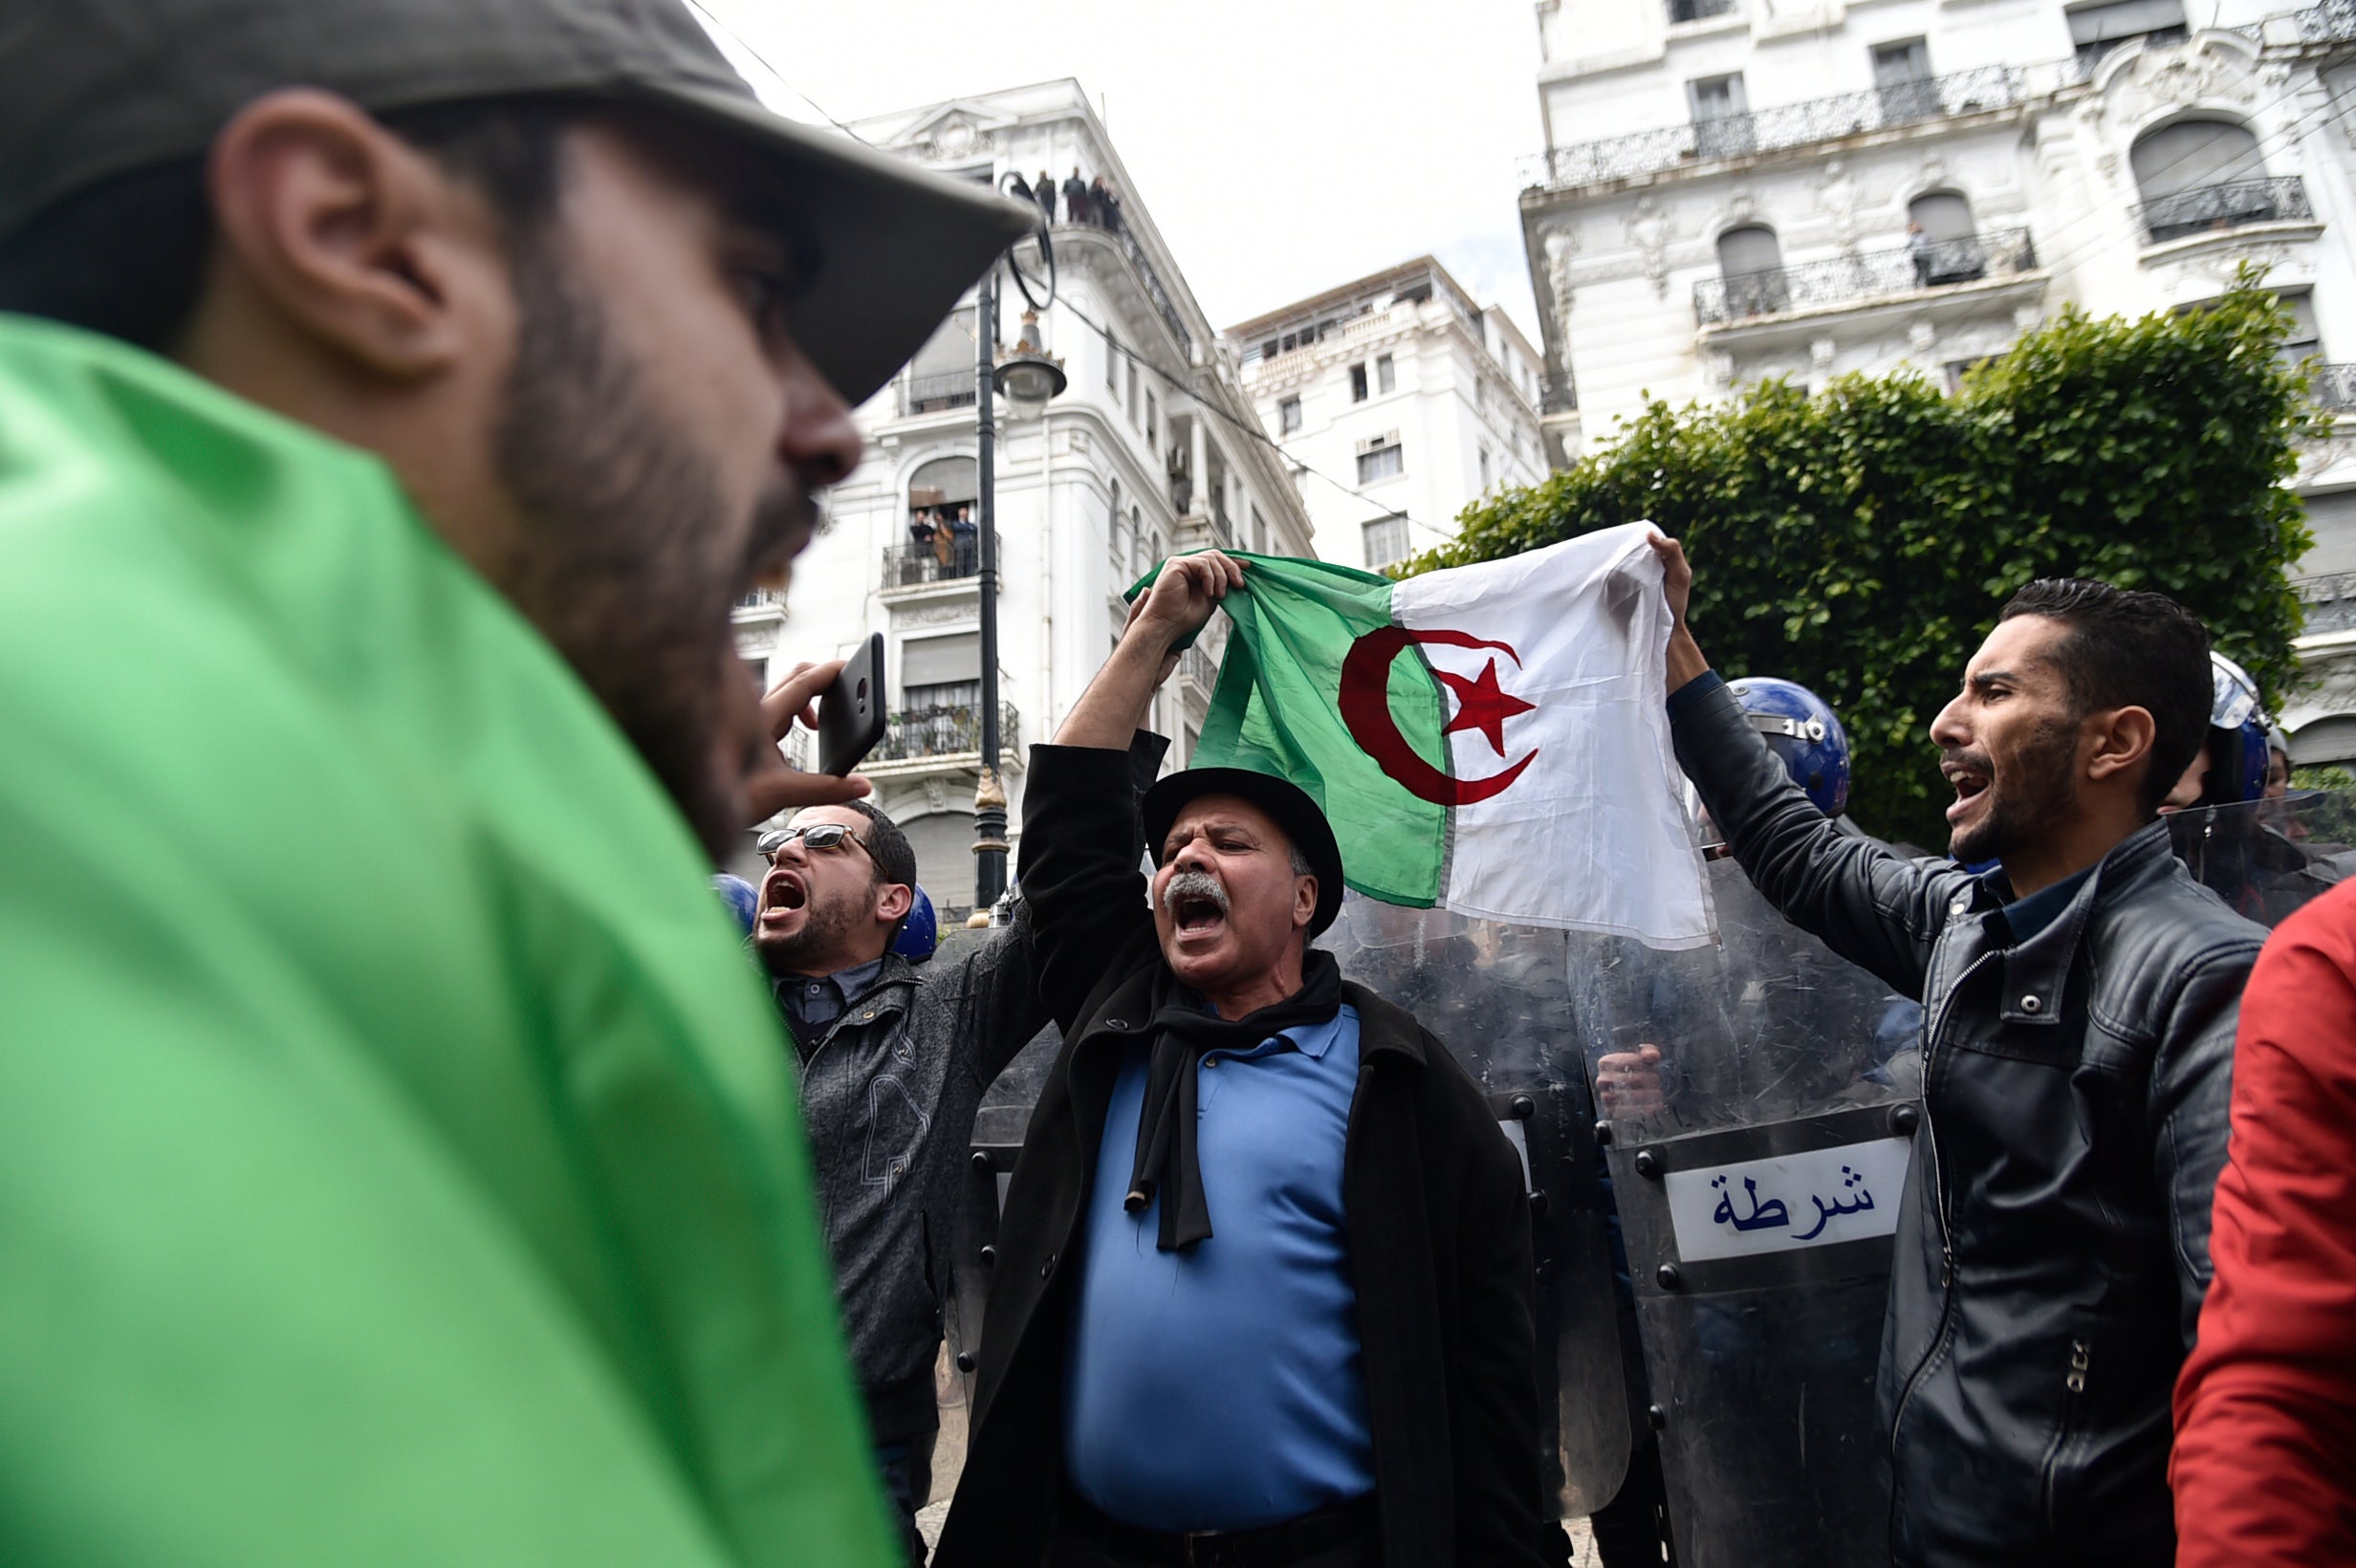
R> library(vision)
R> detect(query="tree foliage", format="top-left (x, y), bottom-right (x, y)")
top-left (1407, 282), bottom-right (2320, 846)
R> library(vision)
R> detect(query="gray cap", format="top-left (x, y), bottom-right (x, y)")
top-left (0, 0), bottom-right (1037, 403)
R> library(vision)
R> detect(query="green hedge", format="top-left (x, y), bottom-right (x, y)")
top-left (1408, 282), bottom-right (2320, 846)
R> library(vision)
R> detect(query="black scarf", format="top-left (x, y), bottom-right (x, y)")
top-left (1124, 949), bottom-right (1344, 1252)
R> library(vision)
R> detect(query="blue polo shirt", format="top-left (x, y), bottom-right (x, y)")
top-left (1063, 1006), bottom-right (1374, 1531)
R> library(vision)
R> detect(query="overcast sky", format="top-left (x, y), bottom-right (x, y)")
top-left (695, 0), bottom-right (1549, 341)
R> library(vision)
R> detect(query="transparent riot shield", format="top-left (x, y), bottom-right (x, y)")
top-left (2166, 789), bottom-right (2354, 920)
top-left (1573, 856), bottom-right (1921, 1568)
top-left (1319, 899), bottom-right (1644, 1523)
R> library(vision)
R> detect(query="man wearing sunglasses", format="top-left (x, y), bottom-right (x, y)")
top-left (751, 774), bottom-right (1159, 1563)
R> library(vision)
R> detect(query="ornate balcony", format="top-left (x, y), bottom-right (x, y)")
top-left (1693, 228), bottom-right (2037, 327)
top-left (873, 701), bottom-right (1022, 763)
top-left (1179, 645), bottom-right (1218, 694)
top-left (882, 530), bottom-right (997, 591)
top-left (2297, 572), bottom-right (2356, 637)
top-left (1540, 373), bottom-right (1578, 414)
top-left (2298, 0), bottom-right (2356, 45)
top-left (2314, 363), bottom-right (2356, 412)
top-left (900, 370), bottom-right (977, 416)
top-left (2130, 177), bottom-right (2311, 245)
top-left (1519, 66), bottom-right (2024, 192)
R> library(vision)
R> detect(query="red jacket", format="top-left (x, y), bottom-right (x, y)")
top-left (2172, 877), bottom-right (2356, 1565)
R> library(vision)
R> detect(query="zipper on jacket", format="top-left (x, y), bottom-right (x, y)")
top-left (2040, 1338), bottom-right (2092, 1532)
top-left (1887, 946), bottom-right (1997, 1544)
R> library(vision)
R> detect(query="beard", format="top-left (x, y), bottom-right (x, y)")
top-left (1950, 718), bottom-right (2079, 866)
top-left (753, 889), bottom-right (871, 975)
top-left (490, 243), bottom-right (814, 861)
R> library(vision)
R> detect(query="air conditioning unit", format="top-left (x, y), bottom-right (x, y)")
top-left (1356, 430), bottom-right (1400, 456)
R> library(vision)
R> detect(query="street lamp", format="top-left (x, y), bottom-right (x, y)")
top-left (969, 211), bottom-right (1064, 921)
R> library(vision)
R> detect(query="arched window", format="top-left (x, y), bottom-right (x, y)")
top-left (2130, 120), bottom-right (2273, 241)
top-left (1108, 479), bottom-right (1126, 566)
top-left (1716, 226), bottom-right (1787, 318)
top-left (902, 456), bottom-right (978, 585)
top-left (1907, 191), bottom-right (1984, 286)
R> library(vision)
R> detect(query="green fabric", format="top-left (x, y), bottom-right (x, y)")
top-left (0, 316), bottom-right (895, 1566)
top-left (1144, 552), bottom-right (1448, 906)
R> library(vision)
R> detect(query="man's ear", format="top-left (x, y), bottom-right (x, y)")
top-left (876, 881), bottom-right (915, 927)
top-left (204, 88), bottom-right (506, 381)
top-left (1293, 874), bottom-right (1319, 931)
top-left (2085, 705), bottom-right (2159, 790)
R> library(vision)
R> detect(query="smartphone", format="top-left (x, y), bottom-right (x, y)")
top-left (818, 633), bottom-right (887, 777)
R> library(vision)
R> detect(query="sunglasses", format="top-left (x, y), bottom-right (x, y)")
top-left (764, 822), bottom-right (873, 862)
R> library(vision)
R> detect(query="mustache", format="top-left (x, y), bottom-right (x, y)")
top-left (1159, 870), bottom-right (1231, 917)
top-left (1942, 748), bottom-right (1994, 776)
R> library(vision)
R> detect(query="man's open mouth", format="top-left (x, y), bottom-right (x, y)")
top-left (1942, 759), bottom-right (1991, 822)
top-left (1162, 871), bottom-right (1231, 940)
top-left (1174, 894), bottom-right (1225, 934)
top-left (760, 872), bottom-right (808, 925)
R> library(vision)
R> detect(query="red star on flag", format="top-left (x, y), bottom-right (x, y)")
top-left (1437, 658), bottom-right (1537, 757)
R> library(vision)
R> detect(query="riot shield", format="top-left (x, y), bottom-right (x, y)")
top-left (2165, 789), bottom-right (2354, 920)
top-left (1319, 898), bottom-right (1644, 1523)
top-left (1574, 857), bottom-right (1921, 1568)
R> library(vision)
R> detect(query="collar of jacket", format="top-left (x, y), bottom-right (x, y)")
top-left (776, 950), bottom-right (924, 1039)
top-left (1954, 817), bottom-right (2177, 1026)
top-left (1075, 965), bottom-right (1428, 1066)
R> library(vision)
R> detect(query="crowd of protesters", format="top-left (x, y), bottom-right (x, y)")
top-left (5, 2), bottom-right (2356, 1567)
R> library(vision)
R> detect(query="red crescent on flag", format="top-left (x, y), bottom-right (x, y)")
top-left (1339, 626), bottom-right (1539, 806)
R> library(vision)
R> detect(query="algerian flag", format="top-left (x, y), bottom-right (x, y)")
top-left (1179, 523), bottom-right (1712, 945)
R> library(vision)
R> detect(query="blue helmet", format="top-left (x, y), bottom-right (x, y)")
top-left (1727, 676), bottom-right (1851, 817)
top-left (711, 873), bottom-right (760, 936)
top-left (892, 884), bottom-right (939, 963)
top-left (2202, 653), bottom-right (2269, 807)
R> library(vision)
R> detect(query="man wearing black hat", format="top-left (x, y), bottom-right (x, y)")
top-left (938, 552), bottom-right (1562, 1568)
top-left (0, 2), bottom-right (1034, 1563)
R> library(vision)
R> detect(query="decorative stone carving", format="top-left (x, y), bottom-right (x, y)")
top-left (1543, 224), bottom-right (1579, 340)
top-left (1702, 350), bottom-right (1734, 388)
top-left (1626, 198), bottom-right (1670, 298)
top-left (924, 778), bottom-right (949, 812)
top-left (893, 602), bottom-right (976, 628)
top-left (1909, 319), bottom-right (1937, 354)
top-left (1810, 338), bottom-right (1838, 370)
top-left (1817, 160), bottom-right (1859, 250)
top-left (1725, 185), bottom-right (1756, 226)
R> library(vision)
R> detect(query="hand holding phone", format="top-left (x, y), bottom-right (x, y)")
top-left (819, 633), bottom-right (887, 778)
top-left (744, 652), bottom-right (878, 827)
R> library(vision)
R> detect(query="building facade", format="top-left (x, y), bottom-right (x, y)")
top-left (1229, 258), bottom-right (1550, 570)
top-left (735, 79), bottom-right (1315, 917)
top-left (1516, 0), bottom-right (2356, 764)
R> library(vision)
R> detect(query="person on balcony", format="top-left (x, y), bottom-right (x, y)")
top-left (1036, 168), bottom-right (1057, 224)
top-left (1095, 175), bottom-right (1123, 234)
top-left (1908, 221), bottom-right (1934, 288)
top-left (950, 504), bottom-right (979, 576)
top-left (906, 511), bottom-right (938, 581)
top-left (1063, 166), bottom-right (1093, 226)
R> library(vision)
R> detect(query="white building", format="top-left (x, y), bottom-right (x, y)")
top-left (1228, 258), bottom-right (1550, 570)
top-left (735, 79), bottom-right (1316, 918)
top-left (1514, 0), bottom-right (2356, 763)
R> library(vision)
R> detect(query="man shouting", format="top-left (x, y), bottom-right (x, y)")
top-left (1650, 536), bottom-right (2263, 1566)
top-left (937, 552), bottom-right (1563, 1568)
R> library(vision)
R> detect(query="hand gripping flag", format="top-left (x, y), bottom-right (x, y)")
top-left (1174, 523), bottom-right (1712, 946)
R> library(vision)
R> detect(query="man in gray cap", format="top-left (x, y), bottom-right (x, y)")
top-left (938, 553), bottom-right (1564, 1568)
top-left (0, 2), bottom-right (1032, 1563)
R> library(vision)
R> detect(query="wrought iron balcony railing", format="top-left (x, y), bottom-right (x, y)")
top-left (1179, 645), bottom-right (1218, 692)
top-left (2314, 362), bottom-right (2356, 411)
top-left (2130, 177), bottom-right (2311, 244)
top-left (883, 529), bottom-right (997, 589)
top-left (1519, 66), bottom-right (2024, 192)
top-left (1668, 0), bottom-right (1735, 20)
top-left (732, 587), bottom-right (786, 612)
top-left (871, 701), bottom-right (1022, 763)
top-left (1693, 227), bottom-right (2037, 327)
top-left (901, 369), bottom-right (977, 415)
top-left (2299, 0), bottom-right (2356, 44)
top-left (2297, 571), bottom-right (2356, 636)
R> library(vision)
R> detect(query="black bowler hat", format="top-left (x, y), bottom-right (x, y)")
top-left (1140, 768), bottom-right (1345, 938)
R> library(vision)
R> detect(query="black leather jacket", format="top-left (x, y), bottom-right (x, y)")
top-left (1674, 680), bottom-right (2263, 1568)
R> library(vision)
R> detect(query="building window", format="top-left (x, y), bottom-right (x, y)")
top-left (1376, 354), bottom-right (1396, 394)
top-left (1127, 362), bottom-right (1141, 425)
top-left (2280, 289), bottom-right (2323, 370)
top-left (2129, 119), bottom-right (2271, 241)
top-left (1357, 434), bottom-right (1404, 485)
top-left (1104, 324), bottom-right (1119, 393)
top-left (1688, 73), bottom-right (1752, 160)
top-left (1478, 445), bottom-right (1493, 490)
top-left (1871, 39), bottom-right (1937, 120)
top-left (1279, 396), bottom-right (1302, 435)
top-left (904, 307), bottom-right (977, 414)
top-left (1908, 191), bottom-right (1984, 286)
top-left (1716, 225), bottom-right (1787, 317)
top-left (1251, 504), bottom-right (1268, 554)
top-left (2067, 0), bottom-right (2186, 68)
top-left (902, 631), bottom-right (980, 712)
top-left (1363, 513), bottom-right (1410, 569)
top-left (1146, 390), bottom-right (1159, 445)
top-left (1349, 362), bottom-right (1369, 403)
top-left (1668, 0), bottom-right (1734, 19)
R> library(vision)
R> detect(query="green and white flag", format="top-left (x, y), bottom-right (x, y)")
top-left (1182, 523), bottom-right (1712, 945)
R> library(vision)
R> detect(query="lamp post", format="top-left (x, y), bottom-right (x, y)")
top-left (970, 264), bottom-right (1067, 918)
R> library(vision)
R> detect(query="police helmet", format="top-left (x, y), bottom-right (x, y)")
top-left (711, 873), bottom-right (760, 936)
top-left (2202, 653), bottom-right (2269, 807)
top-left (1727, 676), bottom-right (1852, 817)
top-left (893, 884), bottom-right (939, 963)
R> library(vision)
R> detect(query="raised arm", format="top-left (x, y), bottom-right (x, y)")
top-left (1053, 551), bottom-right (1242, 750)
